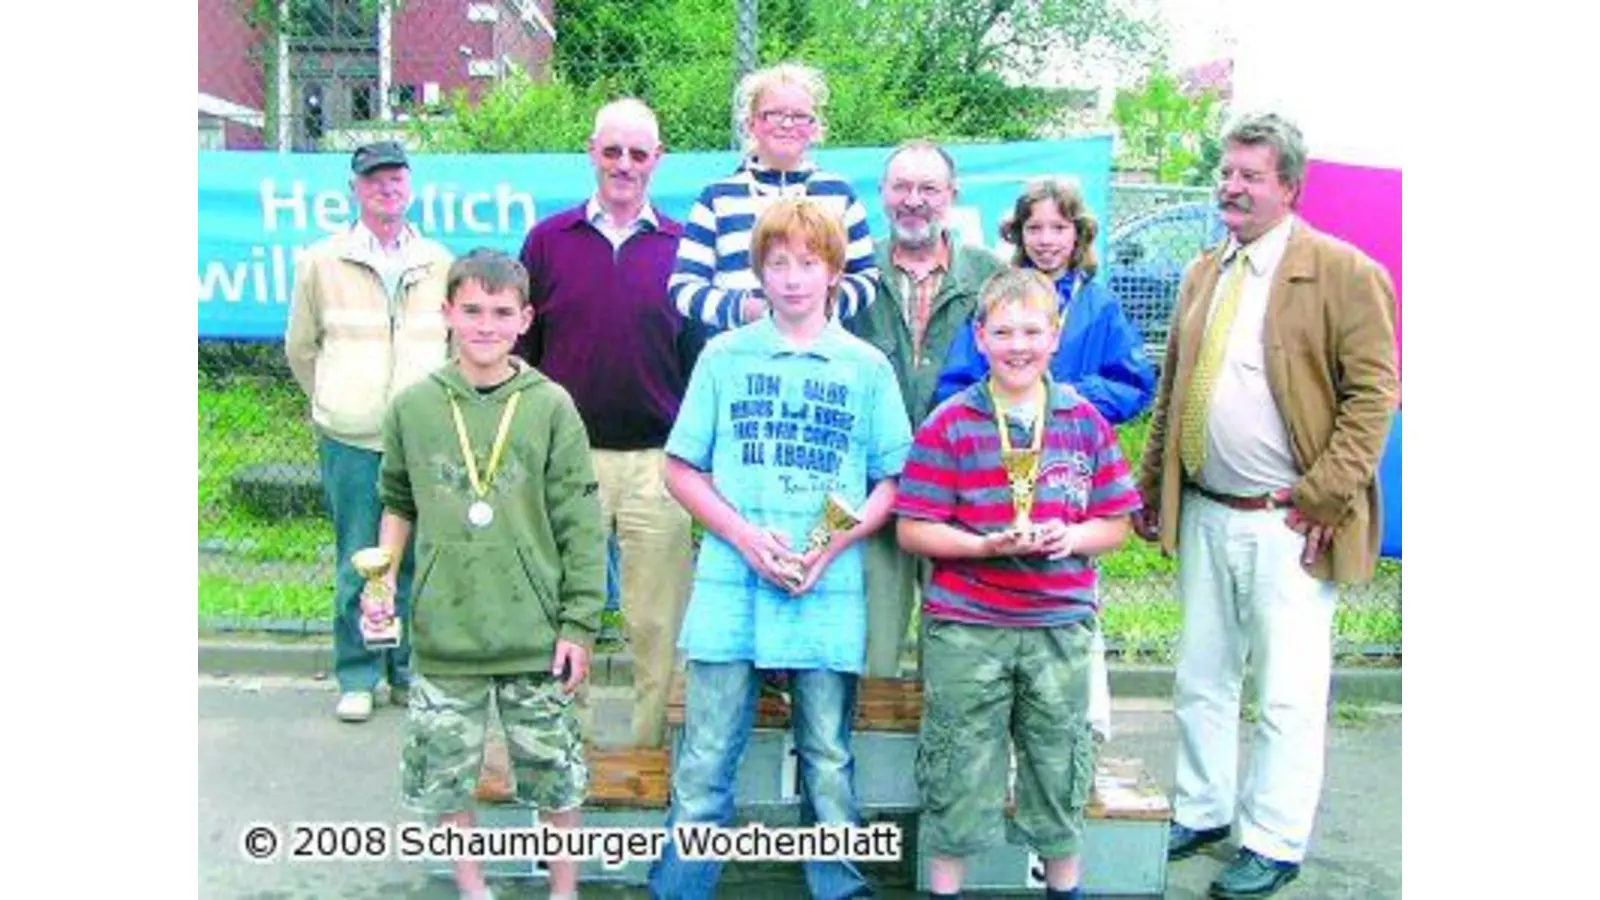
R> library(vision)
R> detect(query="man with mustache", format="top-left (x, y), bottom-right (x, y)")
top-left (512, 98), bottom-right (702, 749)
top-left (1134, 112), bottom-right (1398, 898)
top-left (846, 139), bottom-right (1004, 676)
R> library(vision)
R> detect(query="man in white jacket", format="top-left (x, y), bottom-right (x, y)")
top-left (285, 141), bottom-right (455, 722)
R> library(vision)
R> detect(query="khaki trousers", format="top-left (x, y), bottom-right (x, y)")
top-left (590, 448), bottom-right (695, 748)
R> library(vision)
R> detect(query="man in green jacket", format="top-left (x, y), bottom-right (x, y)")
top-left (848, 140), bottom-right (1004, 677)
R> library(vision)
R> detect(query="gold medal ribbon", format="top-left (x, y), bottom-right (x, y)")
top-left (989, 379), bottom-right (1047, 456)
top-left (448, 390), bottom-right (521, 499)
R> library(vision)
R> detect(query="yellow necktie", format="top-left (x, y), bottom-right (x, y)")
top-left (1180, 250), bottom-right (1250, 476)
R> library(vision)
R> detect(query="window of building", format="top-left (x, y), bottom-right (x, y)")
top-left (350, 82), bottom-right (374, 121)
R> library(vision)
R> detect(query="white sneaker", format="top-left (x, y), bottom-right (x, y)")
top-left (335, 691), bottom-right (374, 722)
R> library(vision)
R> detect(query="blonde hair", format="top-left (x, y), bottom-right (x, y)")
top-left (733, 62), bottom-right (829, 153)
top-left (976, 268), bottom-right (1061, 328)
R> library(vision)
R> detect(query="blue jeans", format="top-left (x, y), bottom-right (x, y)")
top-left (606, 532), bottom-right (621, 612)
top-left (647, 661), bottom-right (873, 900)
top-left (318, 435), bottom-right (415, 693)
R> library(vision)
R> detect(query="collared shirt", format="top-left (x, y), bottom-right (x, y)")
top-left (585, 196), bottom-right (659, 252)
top-left (351, 220), bottom-right (417, 306)
top-left (889, 236), bottom-right (951, 367)
top-left (664, 316), bottom-right (913, 673)
top-left (1199, 214), bottom-right (1300, 495)
top-left (896, 377), bottom-right (1142, 626)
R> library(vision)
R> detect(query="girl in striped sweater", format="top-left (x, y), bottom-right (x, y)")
top-left (670, 62), bottom-right (879, 331)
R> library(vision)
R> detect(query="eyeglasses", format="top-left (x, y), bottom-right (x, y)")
top-left (598, 145), bottom-right (654, 164)
top-left (886, 181), bottom-right (948, 199)
top-left (758, 110), bottom-right (817, 128)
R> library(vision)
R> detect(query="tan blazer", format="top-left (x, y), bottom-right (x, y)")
top-left (1137, 218), bottom-right (1399, 585)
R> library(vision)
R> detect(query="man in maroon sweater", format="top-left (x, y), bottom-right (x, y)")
top-left (513, 98), bottom-right (703, 748)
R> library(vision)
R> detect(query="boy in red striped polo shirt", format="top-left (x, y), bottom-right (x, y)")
top-left (896, 268), bottom-right (1142, 900)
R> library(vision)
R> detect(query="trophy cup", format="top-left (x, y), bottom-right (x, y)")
top-left (806, 492), bottom-right (862, 554)
top-left (779, 493), bottom-right (862, 589)
top-left (352, 547), bottom-right (401, 649)
top-left (999, 449), bottom-right (1042, 540)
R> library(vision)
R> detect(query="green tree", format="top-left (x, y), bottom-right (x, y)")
top-left (413, 0), bottom-right (1160, 152)
top-left (1112, 70), bottom-right (1224, 185)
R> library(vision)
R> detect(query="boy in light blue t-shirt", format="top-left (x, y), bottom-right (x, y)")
top-left (647, 199), bottom-right (912, 900)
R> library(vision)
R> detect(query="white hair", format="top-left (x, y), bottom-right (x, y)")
top-left (591, 97), bottom-right (660, 143)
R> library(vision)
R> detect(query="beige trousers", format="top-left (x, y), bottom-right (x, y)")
top-left (591, 448), bottom-right (695, 748)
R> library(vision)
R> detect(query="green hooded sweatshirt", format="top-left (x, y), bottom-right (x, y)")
top-left (378, 360), bottom-right (605, 677)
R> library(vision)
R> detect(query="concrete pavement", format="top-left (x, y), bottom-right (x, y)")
top-left (196, 637), bottom-right (1403, 705)
top-left (199, 675), bottom-right (1400, 899)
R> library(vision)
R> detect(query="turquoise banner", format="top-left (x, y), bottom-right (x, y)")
top-left (198, 137), bottom-right (1113, 339)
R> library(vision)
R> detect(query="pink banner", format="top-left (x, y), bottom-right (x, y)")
top-left (1296, 159), bottom-right (1402, 378)
top-left (1297, 158), bottom-right (1403, 557)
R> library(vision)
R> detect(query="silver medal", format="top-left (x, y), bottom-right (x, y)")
top-left (467, 500), bottom-right (494, 528)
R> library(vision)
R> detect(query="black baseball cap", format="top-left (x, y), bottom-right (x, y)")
top-left (351, 141), bottom-right (409, 175)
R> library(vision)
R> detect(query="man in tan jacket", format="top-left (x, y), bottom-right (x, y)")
top-left (1134, 112), bottom-right (1397, 899)
top-left (285, 141), bottom-right (454, 723)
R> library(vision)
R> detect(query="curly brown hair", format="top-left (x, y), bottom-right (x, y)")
top-left (997, 178), bottom-right (1100, 278)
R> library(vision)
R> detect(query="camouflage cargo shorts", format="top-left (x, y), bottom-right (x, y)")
top-left (917, 618), bottom-right (1097, 860)
top-left (401, 672), bottom-right (588, 815)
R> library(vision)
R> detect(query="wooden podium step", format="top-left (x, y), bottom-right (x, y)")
top-left (475, 738), bottom-right (669, 808)
top-left (665, 674), bottom-right (924, 732)
top-left (459, 676), bottom-right (1171, 895)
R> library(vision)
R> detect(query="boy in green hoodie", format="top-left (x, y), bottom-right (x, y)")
top-left (365, 248), bottom-right (605, 900)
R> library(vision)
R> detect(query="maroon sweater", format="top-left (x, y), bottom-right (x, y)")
top-left (513, 204), bottom-right (705, 450)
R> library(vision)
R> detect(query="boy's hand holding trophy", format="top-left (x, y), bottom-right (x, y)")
top-left (779, 492), bottom-right (862, 595)
top-left (999, 448), bottom-right (1042, 542)
top-left (353, 546), bottom-right (401, 649)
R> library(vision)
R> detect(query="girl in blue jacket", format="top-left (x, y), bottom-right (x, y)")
top-left (933, 178), bottom-right (1157, 425)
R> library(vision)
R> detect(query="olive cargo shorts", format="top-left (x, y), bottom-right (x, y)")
top-left (917, 619), bottom-right (1097, 859)
top-left (401, 672), bottom-right (587, 815)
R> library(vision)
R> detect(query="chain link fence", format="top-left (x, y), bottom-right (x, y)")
top-left (198, 0), bottom-right (1399, 662)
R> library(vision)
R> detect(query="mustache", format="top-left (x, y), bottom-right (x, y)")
top-left (1219, 195), bottom-right (1253, 212)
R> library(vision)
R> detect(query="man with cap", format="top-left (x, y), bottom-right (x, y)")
top-left (286, 141), bottom-right (455, 722)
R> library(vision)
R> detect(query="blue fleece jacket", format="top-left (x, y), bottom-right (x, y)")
top-left (931, 269), bottom-right (1157, 425)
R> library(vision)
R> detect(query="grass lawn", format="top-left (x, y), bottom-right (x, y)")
top-left (200, 374), bottom-right (1401, 657)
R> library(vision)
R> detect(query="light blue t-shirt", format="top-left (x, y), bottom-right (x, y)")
top-left (665, 316), bottom-right (913, 673)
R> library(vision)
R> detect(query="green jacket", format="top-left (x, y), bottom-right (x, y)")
top-left (847, 234), bottom-right (1005, 429)
top-left (378, 360), bottom-right (605, 676)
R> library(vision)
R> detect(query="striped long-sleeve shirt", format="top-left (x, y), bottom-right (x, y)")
top-left (894, 379), bottom-right (1143, 627)
top-left (669, 156), bottom-right (878, 330)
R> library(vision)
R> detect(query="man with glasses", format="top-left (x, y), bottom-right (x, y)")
top-left (1135, 112), bottom-right (1398, 898)
top-left (512, 97), bottom-right (702, 749)
top-left (846, 139), bottom-right (1004, 677)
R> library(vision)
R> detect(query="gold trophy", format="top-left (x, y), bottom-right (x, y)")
top-left (806, 492), bottom-right (862, 553)
top-left (352, 547), bottom-right (401, 649)
top-left (999, 449), bottom-right (1042, 540)
top-left (780, 493), bottom-right (862, 589)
